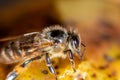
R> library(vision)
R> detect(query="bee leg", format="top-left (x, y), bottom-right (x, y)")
top-left (6, 56), bottom-right (42, 80)
top-left (6, 71), bottom-right (18, 80)
top-left (80, 42), bottom-right (86, 60)
top-left (67, 50), bottom-right (76, 72)
top-left (45, 53), bottom-right (57, 80)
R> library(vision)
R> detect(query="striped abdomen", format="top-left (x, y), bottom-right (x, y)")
top-left (0, 32), bottom-right (40, 64)
top-left (0, 41), bottom-right (23, 64)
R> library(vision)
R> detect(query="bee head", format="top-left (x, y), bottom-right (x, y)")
top-left (41, 25), bottom-right (81, 53)
top-left (68, 32), bottom-right (80, 53)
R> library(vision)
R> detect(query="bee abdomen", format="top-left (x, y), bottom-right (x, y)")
top-left (0, 41), bottom-right (23, 64)
top-left (0, 32), bottom-right (40, 64)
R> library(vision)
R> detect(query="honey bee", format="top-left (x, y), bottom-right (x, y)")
top-left (0, 25), bottom-right (86, 80)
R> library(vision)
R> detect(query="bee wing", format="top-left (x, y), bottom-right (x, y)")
top-left (0, 36), bottom-right (19, 42)
top-left (0, 36), bottom-right (21, 48)
top-left (0, 32), bottom-right (40, 42)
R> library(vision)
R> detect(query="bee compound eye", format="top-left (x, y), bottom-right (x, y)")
top-left (71, 35), bottom-right (79, 49)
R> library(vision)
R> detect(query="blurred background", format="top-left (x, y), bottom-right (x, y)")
top-left (0, 0), bottom-right (120, 80)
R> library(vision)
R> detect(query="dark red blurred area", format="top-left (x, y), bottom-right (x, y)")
top-left (0, 0), bottom-right (61, 39)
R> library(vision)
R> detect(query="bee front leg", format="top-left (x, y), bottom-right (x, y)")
top-left (79, 43), bottom-right (86, 60)
top-left (6, 56), bottom-right (42, 80)
top-left (66, 50), bottom-right (76, 72)
top-left (45, 53), bottom-right (57, 80)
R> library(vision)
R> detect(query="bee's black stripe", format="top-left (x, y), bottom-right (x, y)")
top-left (0, 48), bottom-right (10, 62)
top-left (10, 41), bottom-right (22, 58)
top-left (4, 44), bottom-right (15, 60)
